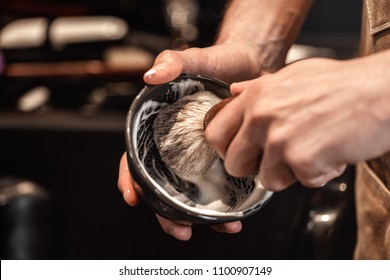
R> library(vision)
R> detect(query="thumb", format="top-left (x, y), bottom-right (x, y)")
top-left (144, 50), bottom-right (185, 85)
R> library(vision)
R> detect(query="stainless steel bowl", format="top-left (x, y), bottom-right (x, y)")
top-left (126, 73), bottom-right (272, 224)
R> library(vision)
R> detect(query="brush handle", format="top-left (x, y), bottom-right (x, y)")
top-left (203, 96), bottom-right (234, 129)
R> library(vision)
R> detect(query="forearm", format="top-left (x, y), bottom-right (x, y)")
top-left (216, 0), bottom-right (312, 73)
top-left (354, 49), bottom-right (390, 128)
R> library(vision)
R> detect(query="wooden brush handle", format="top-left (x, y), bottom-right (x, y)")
top-left (203, 96), bottom-right (234, 129)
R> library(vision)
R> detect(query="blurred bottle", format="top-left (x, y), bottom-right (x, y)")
top-left (0, 178), bottom-right (51, 259)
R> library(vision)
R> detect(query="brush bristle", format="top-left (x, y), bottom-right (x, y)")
top-left (153, 91), bottom-right (221, 177)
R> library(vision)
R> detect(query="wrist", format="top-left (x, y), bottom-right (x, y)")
top-left (215, 0), bottom-right (312, 74)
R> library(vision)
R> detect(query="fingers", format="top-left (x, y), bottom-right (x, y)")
top-left (210, 221), bottom-right (242, 234)
top-left (156, 214), bottom-right (192, 241)
top-left (223, 115), bottom-right (265, 177)
top-left (259, 160), bottom-right (297, 191)
top-left (259, 146), bottom-right (348, 191)
top-left (206, 89), bottom-right (264, 177)
top-left (156, 214), bottom-right (242, 241)
top-left (155, 215), bottom-right (242, 241)
top-left (227, 82), bottom-right (254, 178)
top-left (118, 152), bottom-right (140, 206)
top-left (205, 95), bottom-right (245, 160)
top-left (292, 163), bottom-right (348, 188)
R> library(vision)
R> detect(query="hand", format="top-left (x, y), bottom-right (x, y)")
top-left (143, 43), bottom-right (266, 85)
top-left (118, 152), bottom-right (242, 240)
top-left (205, 56), bottom-right (390, 191)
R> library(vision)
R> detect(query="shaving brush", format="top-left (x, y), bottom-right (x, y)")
top-left (153, 91), bottom-right (223, 178)
top-left (153, 90), bottom-right (238, 208)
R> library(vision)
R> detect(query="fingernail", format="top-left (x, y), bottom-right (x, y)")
top-left (144, 69), bottom-right (157, 78)
top-left (124, 189), bottom-right (137, 206)
top-left (317, 174), bottom-right (327, 187)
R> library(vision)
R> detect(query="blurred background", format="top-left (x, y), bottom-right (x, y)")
top-left (1, 0), bottom-right (361, 259)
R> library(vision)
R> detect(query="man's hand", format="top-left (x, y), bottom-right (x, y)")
top-left (206, 55), bottom-right (390, 190)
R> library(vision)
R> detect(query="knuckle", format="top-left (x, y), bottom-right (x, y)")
top-left (204, 126), bottom-right (227, 159)
top-left (284, 147), bottom-right (324, 187)
top-left (224, 160), bottom-right (245, 178)
top-left (269, 129), bottom-right (285, 147)
top-left (204, 125), bottom-right (220, 147)
top-left (225, 155), bottom-right (257, 177)
top-left (285, 144), bottom-right (312, 170)
top-left (265, 127), bottom-right (288, 153)
top-left (259, 171), bottom-right (289, 192)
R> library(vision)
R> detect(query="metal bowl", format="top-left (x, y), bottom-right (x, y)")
top-left (126, 73), bottom-right (272, 224)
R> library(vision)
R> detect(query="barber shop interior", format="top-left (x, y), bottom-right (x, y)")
top-left (0, 0), bottom-right (368, 260)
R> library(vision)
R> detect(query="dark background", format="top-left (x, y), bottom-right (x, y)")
top-left (1, 0), bottom-right (361, 259)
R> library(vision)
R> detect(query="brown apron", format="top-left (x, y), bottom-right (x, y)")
top-left (354, 0), bottom-right (390, 259)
